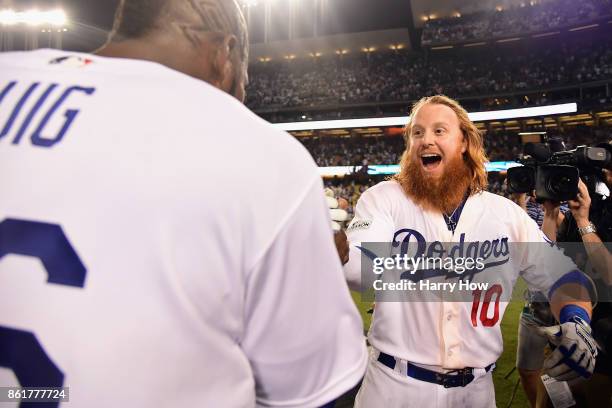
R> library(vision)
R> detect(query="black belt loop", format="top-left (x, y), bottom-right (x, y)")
top-left (377, 351), bottom-right (396, 370)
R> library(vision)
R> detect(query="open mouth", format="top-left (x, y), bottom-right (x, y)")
top-left (421, 153), bottom-right (442, 170)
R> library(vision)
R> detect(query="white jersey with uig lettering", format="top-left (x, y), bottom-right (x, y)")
top-left (0, 49), bottom-right (367, 407)
top-left (344, 180), bottom-right (575, 369)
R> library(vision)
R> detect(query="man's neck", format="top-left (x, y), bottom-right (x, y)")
top-left (96, 38), bottom-right (166, 63)
top-left (95, 36), bottom-right (199, 80)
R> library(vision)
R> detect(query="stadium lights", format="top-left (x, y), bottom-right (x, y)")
top-left (389, 44), bottom-right (405, 50)
top-left (0, 9), bottom-right (67, 26)
top-left (335, 49), bottom-right (349, 55)
top-left (497, 37), bottom-right (521, 43)
top-left (362, 47), bottom-right (375, 53)
top-left (0, 9), bottom-right (16, 24)
top-left (569, 24), bottom-right (599, 32)
top-left (309, 52), bottom-right (322, 57)
top-left (532, 31), bottom-right (559, 38)
top-left (40, 28), bottom-right (67, 33)
top-left (272, 102), bottom-right (578, 131)
top-left (464, 42), bottom-right (486, 47)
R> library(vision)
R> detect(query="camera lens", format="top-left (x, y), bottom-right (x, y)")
top-left (507, 166), bottom-right (535, 193)
top-left (548, 174), bottom-right (574, 196)
top-left (536, 165), bottom-right (579, 201)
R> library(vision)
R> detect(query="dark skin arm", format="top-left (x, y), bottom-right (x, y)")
top-left (334, 230), bottom-right (350, 265)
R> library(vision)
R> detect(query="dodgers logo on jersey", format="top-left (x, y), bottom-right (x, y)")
top-left (392, 228), bottom-right (510, 282)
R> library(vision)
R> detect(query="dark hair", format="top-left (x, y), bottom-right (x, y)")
top-left (110, 0), bottom-right (248, 61)
top-left (112, 0), bottom-right (167, 40)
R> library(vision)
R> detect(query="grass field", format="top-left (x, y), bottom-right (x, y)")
top-left (349, 280), bottom-right (531, 408)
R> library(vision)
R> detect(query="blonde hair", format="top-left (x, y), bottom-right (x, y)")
top-left (395, 95), bottom-right (489, 194)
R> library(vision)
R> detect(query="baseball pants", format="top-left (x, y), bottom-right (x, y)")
top-left (354, 349), bottom-right (496, 408)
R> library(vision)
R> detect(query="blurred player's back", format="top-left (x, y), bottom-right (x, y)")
top-left (0, 49), bottom-right (367, 407)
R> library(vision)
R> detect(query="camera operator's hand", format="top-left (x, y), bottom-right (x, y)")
top-left (569, 180), bottom-right (591, 226)
top-left (567, 177), bottom-right (612, 285)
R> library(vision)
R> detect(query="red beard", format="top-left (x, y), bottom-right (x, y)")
top-left (400, 150), bottom-right (472, 214)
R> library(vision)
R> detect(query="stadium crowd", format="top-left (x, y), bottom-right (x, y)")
top-left (300, 126), bottom-right (610, 167)
top-left (246, 37), bottom-right (612, 111)
top-left (300, 135), bottom-right (405, 167)
top-left (421, 0), bottom-right (612, 45)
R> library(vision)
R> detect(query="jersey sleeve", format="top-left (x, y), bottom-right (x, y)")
top-left (343, 186), bottom-right (396, 291)
top-left (241, 178), bottom-right (367, 408)
top-left (516, 207), bottom-right (580, 296)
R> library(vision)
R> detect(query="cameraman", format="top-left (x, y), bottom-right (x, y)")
top-left (513, 193), bottom-right (564, 408)
top-left (551, 171), bottom-right (612, 407)
top-left (559, 171), bottom-right (612, 285)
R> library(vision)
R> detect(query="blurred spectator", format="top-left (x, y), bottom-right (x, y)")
top-left (299, 135), bottom-right (405, 166)
top-left (422, 0), bottom-right (611, 46)
top-left (246, 36), bottom-right (612, 111)
top-left (299, 126), bottom-right (611, 167)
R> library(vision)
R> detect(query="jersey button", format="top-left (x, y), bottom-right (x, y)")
top-left (447, 350), bottom-right (453, 357)
top-left (447, 314), bottom-right (452, 321)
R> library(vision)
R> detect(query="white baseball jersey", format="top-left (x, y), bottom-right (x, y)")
top-left (344, 180), bottom-right (575, 369)
top-left (0, 49), bottom-right (367, 407)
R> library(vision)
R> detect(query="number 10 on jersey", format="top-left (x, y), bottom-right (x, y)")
top-left (470, 284), bottom-right (503, 327)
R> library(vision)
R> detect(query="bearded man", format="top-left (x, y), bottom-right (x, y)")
top-left (342, 95), bottom-right (597, 408)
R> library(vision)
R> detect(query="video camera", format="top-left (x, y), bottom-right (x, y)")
top-left (507, 140), bottom-right (611, 201)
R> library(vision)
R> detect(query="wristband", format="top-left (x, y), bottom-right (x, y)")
top-left (559, 304), bottom-right (590, 324)
top-left (578, 222), bottom-right (597, 237)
